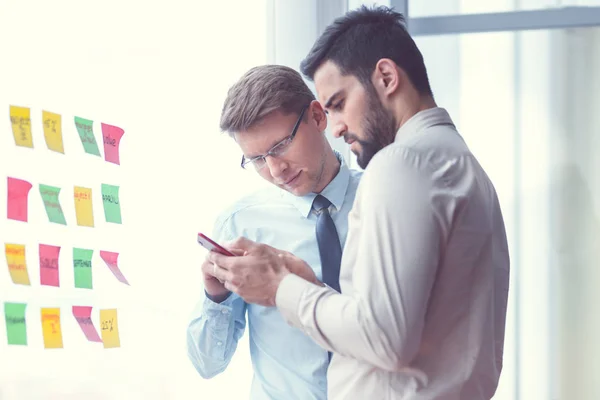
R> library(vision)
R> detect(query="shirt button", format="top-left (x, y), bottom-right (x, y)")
top-left (217, 341), bottom-right (223, 346)
top-left (221, 309), bottom-right (229, 315)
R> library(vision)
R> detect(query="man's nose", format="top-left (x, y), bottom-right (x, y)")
top-left (265, 155), bottom-right (289, 178)
top-left (331, 119), bottom-right (347, 139)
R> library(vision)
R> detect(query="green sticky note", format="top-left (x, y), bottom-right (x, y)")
top-left (39, 184), bottom-right (67, 225)
top-left (101, 184), bottom-right (122, 224)
top-left (4, 302), bottom-right (27, 345)
top-left (74, 116), bottom-right (101, 156)
top-left (73, 248), bottom-right (93, 289)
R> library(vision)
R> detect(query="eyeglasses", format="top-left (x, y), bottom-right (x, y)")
top-left (241, 105), bottom-right (308, 170)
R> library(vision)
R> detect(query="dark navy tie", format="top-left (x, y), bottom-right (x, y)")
top-left (313, 195), bottom-right (342, 293)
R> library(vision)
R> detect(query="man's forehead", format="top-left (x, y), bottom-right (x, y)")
top-left (313, 61), bottom-right (346, 102)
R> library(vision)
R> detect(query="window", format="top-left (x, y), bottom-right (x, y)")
top-left (416, 26), bottom-right (600, 399)
top-left (0, 1), bottom-right (269, 398)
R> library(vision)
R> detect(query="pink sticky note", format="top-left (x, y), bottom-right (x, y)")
top-left (101, 123), bottom-right (124, 165)
top-left (99, 251), bottom-right (129, 285)
top-left (72, 306), bottom-right (102, 342)
top-left (7, 177), bottom-right (33, 222)
top-left (39, 244), bottom-right (60, 287)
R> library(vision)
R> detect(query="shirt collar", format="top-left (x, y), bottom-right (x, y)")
top-left (395, 107), bottom-right (454, 143)
top-left (283, 151), bottom-right (350, 218)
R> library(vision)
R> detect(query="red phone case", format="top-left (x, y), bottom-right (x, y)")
top-left (197, 233), bottom-right (235, 256)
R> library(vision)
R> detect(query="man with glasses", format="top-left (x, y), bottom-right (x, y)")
top-left (186, 64), bottom-right (362, 399)
top-left (207, 6), bottom-right (510, 400)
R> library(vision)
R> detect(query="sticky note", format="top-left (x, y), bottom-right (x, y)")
top-left (74, 116), bottom-right (101, 156)
top-left (39, 244), bottom-right (60, 287)
top-left (74, 186), bottom-right (94, 227)
top-left (39, 184), bottom-right (66, 225)
top-left (99, 309), bottom-right (120, 348)
top-left (9, 105), bottom-right (33, 148)
top-left (7, 177), bottom-right (32, 222)
top-left (5, 244), bottom-right (30, 285)
top-left (99, 251), bottom-right (129, 285)
top-left (72, 306), bottom-right (102, 343)
top-left (42, 110), bottom-right (64, 153)
top-left (101, 123), bottom-right (124, 165)
top-left (4, 302), bottom-right (27, 345)
top-left (73, 248), bottom-right (93, 289)
top-left (41, 308), bottom-right (63, 349)
top-left (101, 184), bottom-right (122, 224)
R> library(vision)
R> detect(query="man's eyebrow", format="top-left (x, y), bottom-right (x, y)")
top-left (323, 90), bottom-right (343, 109)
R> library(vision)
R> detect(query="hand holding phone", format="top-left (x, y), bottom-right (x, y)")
top-left (197, 233), bottom-right (235, 256)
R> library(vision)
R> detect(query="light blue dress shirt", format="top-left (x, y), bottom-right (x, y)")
top-left (186, 156), bottom-right (361, 400)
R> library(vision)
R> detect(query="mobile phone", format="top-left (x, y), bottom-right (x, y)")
top-left (197, 233), bottom-right (235, 256)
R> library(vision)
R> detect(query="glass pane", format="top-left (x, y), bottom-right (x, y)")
top-left (410, 0), bottom-right (600, 17)
top-left (415, 27), bottom-right (600, 400)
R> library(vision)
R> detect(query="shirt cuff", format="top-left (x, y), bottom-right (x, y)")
top-left (276, 273), bottom-right (314, 329)
top-left (204, 290), bottom-right (232, 304)
top-left (203, 291), bottom-right (236, 311)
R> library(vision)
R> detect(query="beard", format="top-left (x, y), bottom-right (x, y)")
top-left (348, 87), bottom-right (397, 169)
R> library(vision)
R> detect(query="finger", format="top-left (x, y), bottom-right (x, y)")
top-left (227, 236), bottom-right (257, 252)
top-left (207, 251), bottom-right (233, 269)
top-left (212, 263), bottom-right (230, 283)
top-left (201, 260), bottom-right (215, 275)
top-left (227, 248), bottom-right (246, 257)
top-left (223, 280), bottom-right (237, 293)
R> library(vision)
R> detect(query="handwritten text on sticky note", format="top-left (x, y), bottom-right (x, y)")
top-left (101, 184), bottom-right (122, 224)
top-left (39, 184), bottom-right (67, 225)
top-left (10, 105), bottom-right (33, 148)
top-left (5, 243), bottom-right (30, 285)
top-left (41, 308), bottom-right (63, 349)
top-left (72, 306), bottom-right (102, 343)
top-left (74, 186), bottom-right (94, 227)
top-left (101, 123), bottom-right (124, 165)
top-left (74, 116), bottom-right (101, 156)
top-left (73, 247), bottom-right (93, 289)
top-left (100, 308), bottom-right (120, 348)
top-left (4, 302), bottom-right (27, 345)
top-left (39, 244), bottom-right (61, 287)
top-left (42, 110), bottom-right (64, 153)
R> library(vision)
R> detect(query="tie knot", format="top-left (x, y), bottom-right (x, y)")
top-left (312, 195), bottom-right (332, 212)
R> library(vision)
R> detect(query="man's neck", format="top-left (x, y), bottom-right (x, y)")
top-left (394, 95), bottom-right (437, 133)
top-left (315, 150), bottom-right (341, 194)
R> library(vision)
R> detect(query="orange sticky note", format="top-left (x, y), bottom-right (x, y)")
top-left (74, 186), bottom-right (94, 227)
top-left (100, 309), bottom-right (120, 348)
top-left (41, 308), bottom-right (63, 349)
top-left (5, 244), bottom-right (30, 285)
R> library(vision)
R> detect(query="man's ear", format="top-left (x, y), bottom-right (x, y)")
top-left (309, 100), bottom-right (328, 132)
top-left (372, 58), bottom-right (401, 99)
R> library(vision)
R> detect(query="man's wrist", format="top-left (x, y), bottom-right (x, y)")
top-left (205, 290), bottom-right (232, 304)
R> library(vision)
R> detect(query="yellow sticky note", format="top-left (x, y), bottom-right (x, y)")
top-left (5, 243), bottom-right (31, 285)
top-left (42, 110), bottom-right (64, 153)
top-left (100, 309), bottom-right (120, 348)
top-left (10, 105), bottom-right (33, 148)
top-left (41, 308), bottom-right (63, 349)
top-left (74, 186), bottom-right (94, 227)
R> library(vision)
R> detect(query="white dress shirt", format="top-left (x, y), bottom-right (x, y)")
top-left (276, 107), bottom-right (510, 400)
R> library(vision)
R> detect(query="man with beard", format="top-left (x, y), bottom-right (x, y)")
top-left (206, 5), bottom-right (510, 400)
